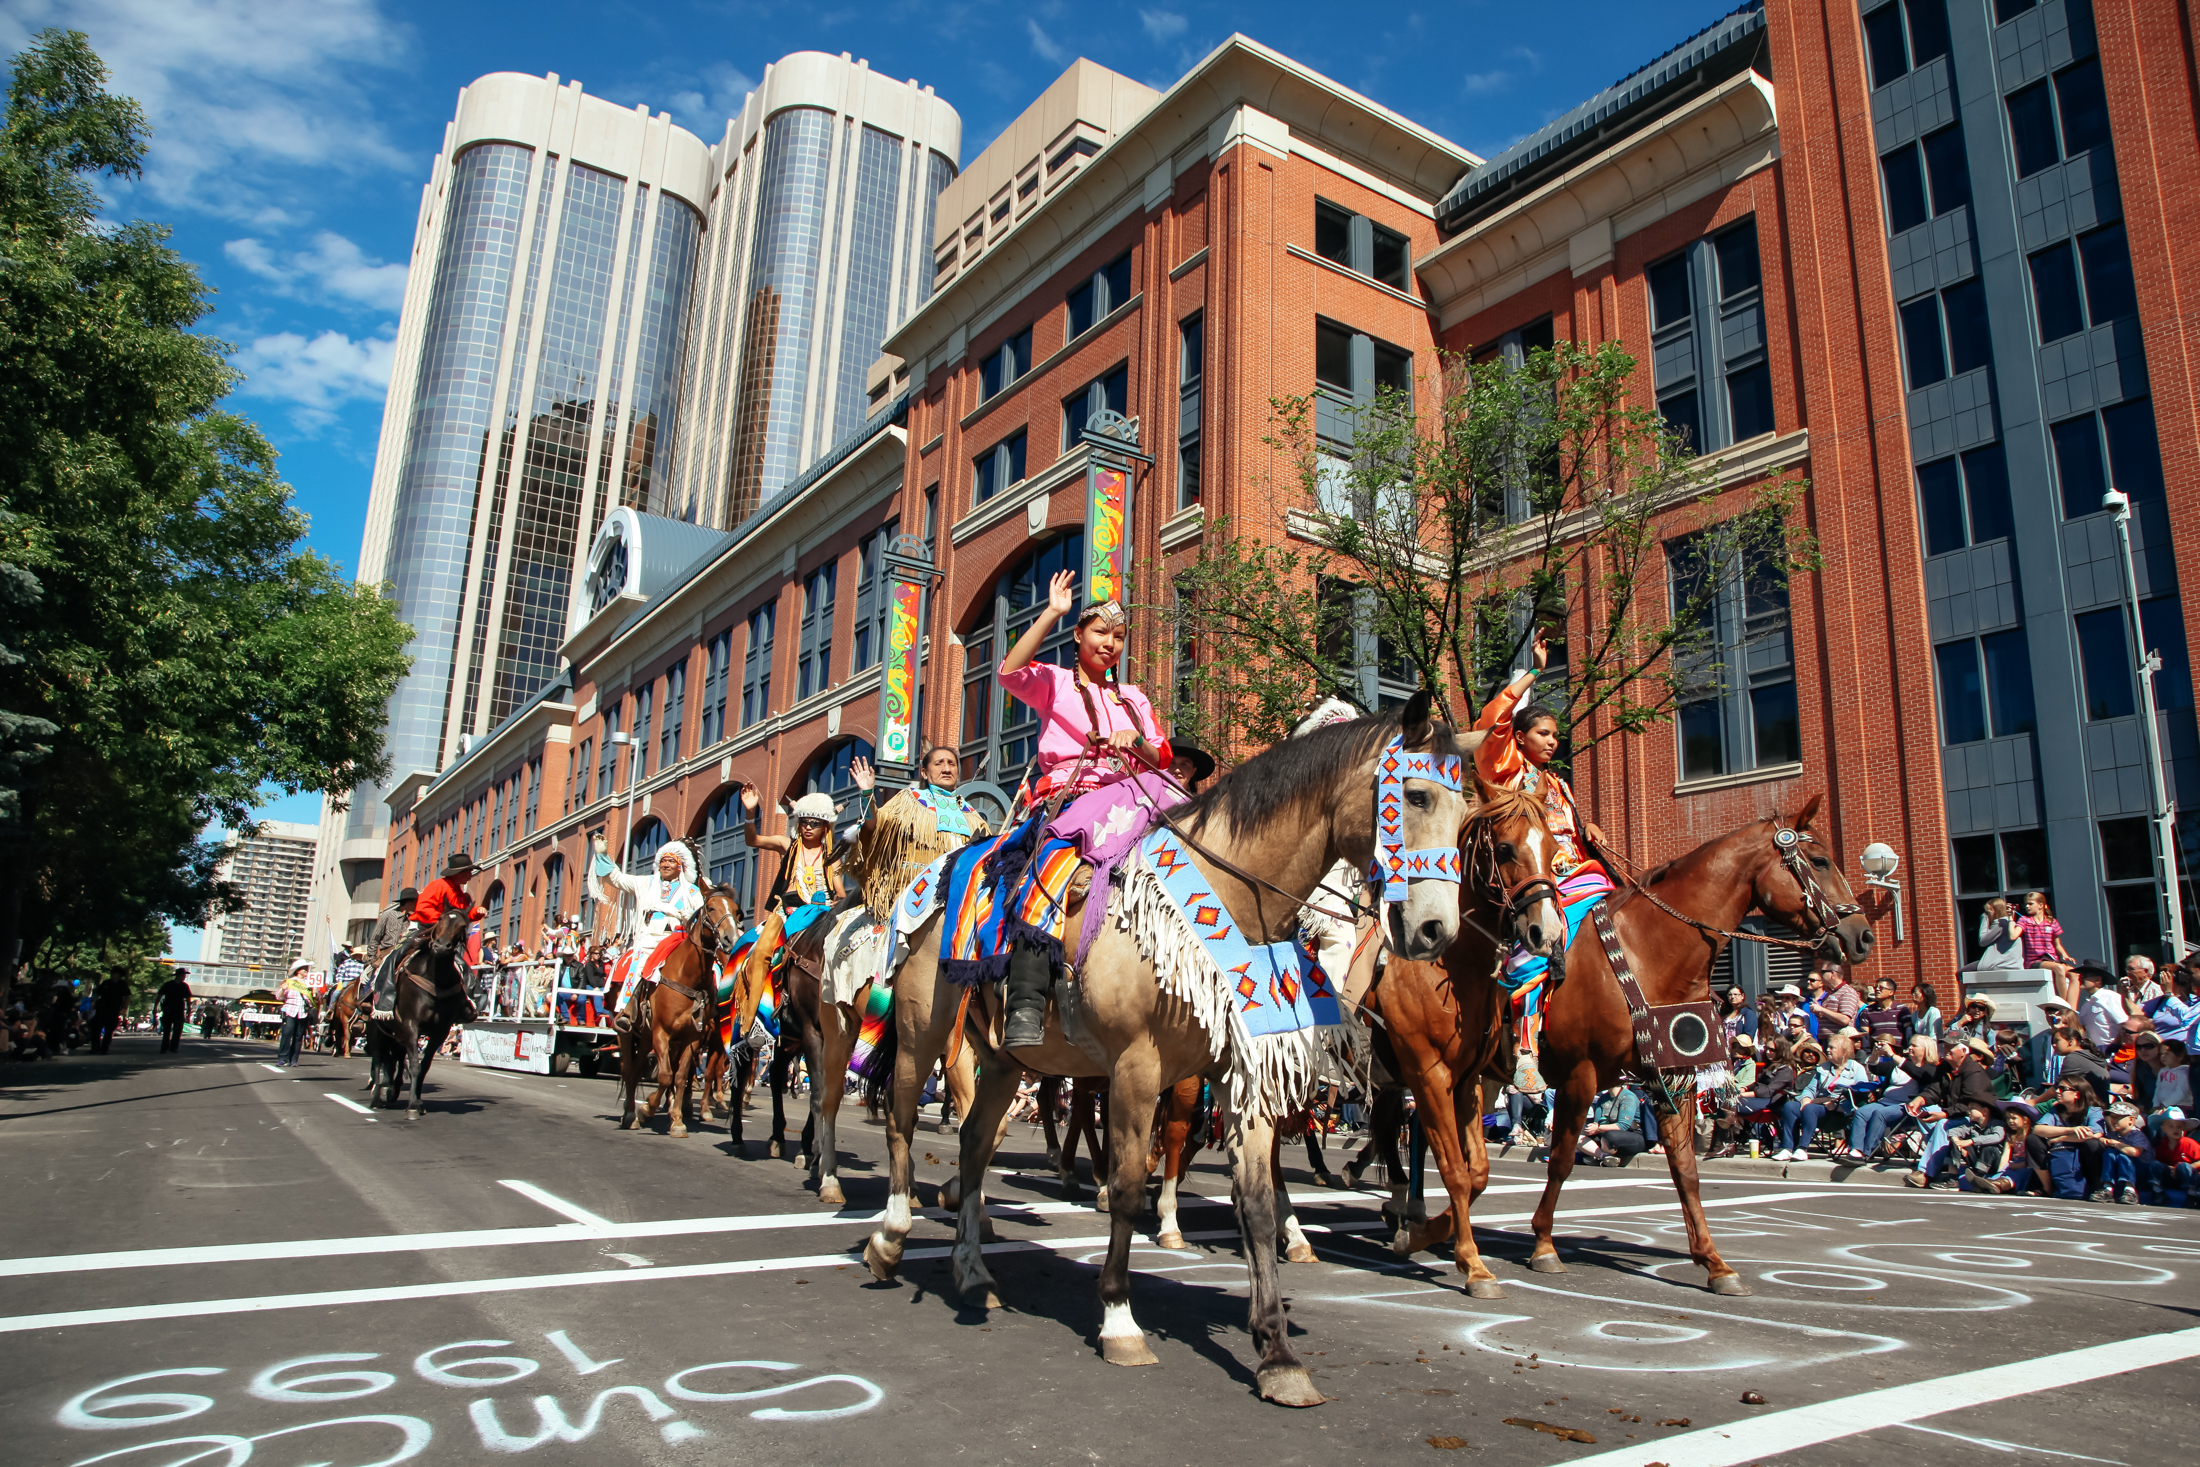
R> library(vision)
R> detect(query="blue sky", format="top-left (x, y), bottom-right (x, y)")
top-left (4, 0), bottom-right (1736, 956)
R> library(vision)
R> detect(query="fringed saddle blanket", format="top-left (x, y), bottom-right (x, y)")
top-left (931, 816), bottom-right (1081, 987)
top-left (1115, 825), bottom-right (1343, 1121)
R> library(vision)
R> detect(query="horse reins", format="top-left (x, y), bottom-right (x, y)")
top-left (1601, 825), bottom-right (1855, 954)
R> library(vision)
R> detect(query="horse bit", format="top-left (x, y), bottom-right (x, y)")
top-left (1773, 825), bottom-right (1860, 935)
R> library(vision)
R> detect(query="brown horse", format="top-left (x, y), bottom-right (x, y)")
top-left (363, 908), bottom-right (472, 1116)
top-left (322, 979), bottom-right (366, 1059)
top-left (1147, 1078), bottom-right (1325, 1261)
top-left (618, 887), bottom-right (745, 1137)
top-left (1390, 793), bottom-right (1872, 1296)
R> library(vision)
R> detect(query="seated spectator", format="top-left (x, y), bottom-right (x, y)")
top-left (2146, 1039), bottom-right (2192, 1113)
top-left (2016, 890), bottom-right (2077, 1006)
top-left (1719, 985), bottom-right (1758, 1044)
top-left (2024, 1079), bottom-right (2107, 1199)
top-left (2153, 1113), bottom-right (2198, 1195)
top-left (1506, 1084), bottom-right (1553, 1146)
top-left (2074, 960), bottom-right (2131, 1055)
top-left (1578, 1084), bottom-right (1647, 1168)
top-left (1858, 982), bottom-right (1913, 1048)
top-left (1837, 1035), bottom-right (1936, 1163)
top-left (1918, 1097), bottom-right (2008, 1190)
top-left (1971, 897), bottom-right (2023, 971)
top-left (2098, 1101), bottom-right (2161, 1204)
top-left (2122, 955), bottom-right (2163, 1009)
top-left (1911, 982), bottom-right (1946, 1043)
top-left (2145, 965), bottom-right (2198, 1046)
top-left (1906, 1035), bottom-right (2001, 1186)
top-left (1969, 1104), bottom-right (2037, 1194)
top-left (1767, 984), bottom-right (1813, 1040)
top-left (1947, 994), bottom-right (1998, 1046)
top-left (1705, 1033), bottom-right (1760, 1156)
top-left (1773, 1038), bottom-right (1866, 1161)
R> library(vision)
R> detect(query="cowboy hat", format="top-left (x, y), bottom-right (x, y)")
top-left (1169, 741), bottom-right (1217, 783)
top-left (790, 792), bottom-right (837, 824)
top-left (2073, 957), bottom-right (2114, 983)
top-left (397, 886), bottom-right (420, 905)
top-left (289, 958), bottom-right (311, 973)
top-left (442, 852), bottom-right (476, 875)
top-left (1961, 1034), bottom-right (1995, 1057)
top-left (1962, 994), bottom-right (1998, 1015)
top-left (1730, 1031), bottom-right (1756, 1049)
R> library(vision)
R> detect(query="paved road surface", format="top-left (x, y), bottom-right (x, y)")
top-left (6, 1036), bottom-right (2196, 1466)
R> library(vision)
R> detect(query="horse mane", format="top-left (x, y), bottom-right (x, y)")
top-left (1467, 782), bottom-right (1545, 828)
top-left (1174, 708), bottom-right (1465, 838)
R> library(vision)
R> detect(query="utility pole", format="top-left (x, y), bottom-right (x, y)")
top-left (2104, 488), bottom-right (2186, 958)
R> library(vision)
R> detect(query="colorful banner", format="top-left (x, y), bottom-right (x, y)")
top-left (877, 576), bottom-right (924, 764)
top-left (1085, 462), bottom-right (1128, 606)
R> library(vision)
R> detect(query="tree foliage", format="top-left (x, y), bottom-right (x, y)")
top-left (0, 31), bottom-right (412, 985)
top-left (1159, 340), bottom-right (1815, 756)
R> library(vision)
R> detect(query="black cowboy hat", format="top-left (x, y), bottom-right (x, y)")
top-left (442, 853), bottom-right (477, 875)
top-left (1170, 741), bottom-right (1217, 784)
top-left (2073, 957), bottom-right (2115, 984)
top-left (398, 886), bottom-right (419, 904)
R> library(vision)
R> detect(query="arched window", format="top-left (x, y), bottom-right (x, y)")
top-left (482, 883), bottom-right (504, 945)
top-left (626, 816), bottom-right (669, 874)
top-left (808, 738), bottom-right (874, 818)
top-left (703, 788), bottom-right (756, 911)
top-left (959, 531), bottom-right (1083, 786)
top-left (508, 862), bottom-right (526, 944)
top-left (543, 854), bottom-right (565, 927)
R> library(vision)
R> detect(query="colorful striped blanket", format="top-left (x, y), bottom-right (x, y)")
top-left (933, 816), bottom-right (1081, 987)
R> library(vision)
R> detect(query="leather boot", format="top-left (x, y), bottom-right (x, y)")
top-left (1001, 939), bottom-right (1051, 1050)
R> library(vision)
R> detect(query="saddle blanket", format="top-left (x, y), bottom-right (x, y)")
top-left (609, 932), bottom-right (686, 995)
top-left (935, 816), bottom-right (1080, 987)
top-left (1501, 864), bottom-right (1616, 994)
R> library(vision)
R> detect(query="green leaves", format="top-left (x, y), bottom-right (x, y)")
top-left (0, 30), bottom-right (412, 977)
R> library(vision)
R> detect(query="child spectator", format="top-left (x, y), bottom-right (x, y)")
top-left (1970, 1106), bottom-right (2036, 1194)
top-left (2098, 1102), bottom-right (2158, 1204)
top-left (2026, 1080), bottom-right (2107, 1199)
top-left (2153, 1112), bottom-right (2198, 1195)
top-left (2016, 891), bottom-right (2076, 1006)
top-left (1920, 1097), bottom-right (2007, 1190)
top-left (2149, 1039), bottom-right (2192, 1113)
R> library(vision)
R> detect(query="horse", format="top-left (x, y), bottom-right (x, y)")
top-left (860, 693), bottom-right (1474, 1406)
top-left (363, 908), bottom-right (472, 1116)
top-left (1387, 793), bottom-right (1873, 1296)
top-left (322, 979), bottom-right (366, 1059)
top-left (616, 886), bottom-right (746, 1137)
top-left (1357, 779), bottom-right (1568, 1294)
top-left (1147, 1077), bottom-right (1327, 1261)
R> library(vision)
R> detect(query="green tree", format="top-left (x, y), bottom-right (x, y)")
top-left (1160, 340), bottom-right (1814, 755)
top-left (0, 30), bottom-right (412, 989)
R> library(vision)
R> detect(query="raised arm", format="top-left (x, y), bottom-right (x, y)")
top-left (738, 781), bottom-right (792, 856)
top-left (1001, 570), bottom-right (1076, 677)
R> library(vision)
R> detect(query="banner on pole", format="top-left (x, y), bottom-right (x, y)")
top-left (1085, 462), bottom-right (1128, 605)
top-left (879, 576), bottom-right (923, 765)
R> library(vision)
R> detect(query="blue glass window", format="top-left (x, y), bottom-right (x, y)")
top-left (1921, 126), bottom-right (1971, 214)
top-left (596, 702), bottom-right (622, 800)
top-left (833, 125), bottom-right (909, 444)
top-left (1864, 4), bottom-right (1910, 88)
top-left (1882, 145), bottom-right (1930, 234)
top-left (974, 432), bottom-right (1027, 503)
top-left (2056, 58), bottom-right (2111, 156)
top-left (1962, 443), bottom-right (2015, 543)
top-left (980, 327), bottom-right (1033, 400)
top-left (2052, 414), bottom-right (2109, 517)
top-left (2103, 400), bottom-right (2165, 500)
top-left (742, 604), bottom-right (775, 729)
top-left (1900, 295), bottom-right (1947, 387)
top-left (1936, 640), bottom-right (1988, 744)
top-left (2030, 242), bottom-right (2086, 342)
top-left (2076, 608), bottom-right (2135, 719)
top-left (1918, 457), bottom-right (1966, 556)
top-left (2007, 83), bottom-right (2059, 177)
top-left (1982, 628), bottom-right (2037, 736)
top-left (661, 661), bottom-right (684, 769)
top-left (1063, 364), bottom-right (1129, 450)
top-left (2078, 224), bottom-right (2138, 325)
top-left (701, 630), bottom-right (731, 745)
top-left (1067, 250), bottom-right (1133, 338)
top-left (1942, 279), bottom-right (1991, 376)
top-left (2142, 597), bottom-right (2194, 710)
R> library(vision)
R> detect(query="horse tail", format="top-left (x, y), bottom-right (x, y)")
top-left (861, 1002), bottom-right (899, 1112)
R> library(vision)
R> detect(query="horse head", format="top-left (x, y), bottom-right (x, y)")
top-left (1749, 793), bottom-right (1875, 965)
top-left (1349, 689), bottom-right (1476, 961)
top-left (1465, 775), bottom-right (1565, 969)
top-left (694, 885), bottom-right (746, 955)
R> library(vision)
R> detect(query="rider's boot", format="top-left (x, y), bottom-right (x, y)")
top-left (1001, 939), bottom-right (1050, 1051)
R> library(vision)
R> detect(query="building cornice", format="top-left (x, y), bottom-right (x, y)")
top-left (1415, 70), bottom-right (1778, 332)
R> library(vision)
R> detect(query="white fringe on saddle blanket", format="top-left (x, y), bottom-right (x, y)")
top-left (1111, 852), bottom-right (1348, 1124)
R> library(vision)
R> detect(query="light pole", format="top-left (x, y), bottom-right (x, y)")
top-left (1860, 842), bottom-right (1903, 944)
top-left (2103, 487), bottom-right (2186, 958)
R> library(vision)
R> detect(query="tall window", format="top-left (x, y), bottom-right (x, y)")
top-left (851, 522), bottom-right (896, 672)
top-left (796, 561), bottom-right (837, 702)
top-left (1670, 533), bottom-right (1797, 781)
top-left (2053, 399), bottom-right (2164, 518)
top-left (703, 787), bottom-right (755, 910)
top-left (1916, 445), bottom-right (2015, 557)
top-left (626, 816), bottom-right (668, 874)
top-left (2027, 224), bottom-right (2137, 344)
top-left (1951, 828), bottom-right (2051, 959)
top-left (489, 784), bottom-right (504, 855)
top-left (979, 327), bottom-right (1032, 400)
top-left (1067, 249), bottom-right (1132, 338)
top-left (1647, 219), bottom-right (1771, 450)
top-left (1320, 577), bottom-right (1419, 712)
top-left (543, 853), bottom-right (565, 926)
top-left (660, 661), bottom-right (684, 769)
top-left (1063, 364), bottom-right (1129, 451)
top-left (2007, 58), bottom-right (2111, 178)
top-left (482, 883), bottom-right (504, 945)
top-left (741, 603), bottom-right (775, 728)
top-left (1313, 198), bottom-right (1411, 290)
top-left (523, 756), bottom-right (541, 835)
top-left (1897, 278), bottom-right (1991, 389)
top-left (1933, 629), bottom-right (2037, 744)
top-left (1862, 0), bottom-right (1951, 89)
top-left (1880, 125), bottom-right (1971, 234)
top-left (701, 629), bottom-right (731, 745)
top-left (596, 702), bottom-right (621, 800)
top-left (1177, 315), bottom-right (1203, 509)
top-left (507, 863), bottom-right (525, 944)
top-left (973, 431), bottom-right (1026, 503)
top-left (630, 684), bottom-right (654, 783)
top-left (1470, 316), bottom-right (1559, 524)
top-left (960, 532), bottom-right (1083, 784)
top-left (2075, 607), bottom-right (2135, 720)
top-left (570, 738), bottom-right (592, 811)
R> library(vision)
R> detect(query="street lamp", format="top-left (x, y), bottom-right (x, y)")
top-left (2103, 487), bottom-right (2186, 958)
top-left (1860, 842), bottom-right (1903, 943)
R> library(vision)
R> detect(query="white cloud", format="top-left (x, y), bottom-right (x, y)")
top-left (1463, 70), bottom-right (1513, 96)
top-left (233, 328), bottom-right (396, 430)
top-left (651, 60), bottom-right (757, 140)
top-left (225, 230), bottom-right (408, 313)
top-left (1139, 8), bottom-right (1188, 42)
top-left (0, 0), bottom-right (413, 223)
top-left (1026, 17), bottom-right (1067, 64)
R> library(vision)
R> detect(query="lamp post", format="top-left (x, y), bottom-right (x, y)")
top-left (2103, 487), bottom-right (2186, 959)
top-left (1860, 842), bottom-right (1903, 943)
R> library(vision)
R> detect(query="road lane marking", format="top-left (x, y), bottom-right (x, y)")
top-left (259, 1065), bottom-right (285, 1074)
top-left (500, 1180), bottom-right (613, 1227)
top-left (324, 1093), bottom-right (375, 1116)
top-left (1564, 1325), bottom-right (2200, 1467)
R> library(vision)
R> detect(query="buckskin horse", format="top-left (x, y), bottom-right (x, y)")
top-left (618, 885), bottom-right (745, 1137)
top-left (860, 694), bottom-right (1473, 1407)
top-left (364, 908), bottom-right (472, 1116)
top-left (1387, 793), bottom-right (1873, 1296)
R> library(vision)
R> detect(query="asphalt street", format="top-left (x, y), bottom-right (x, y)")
top-left (6, 1035), bottom-right (2197, 1467)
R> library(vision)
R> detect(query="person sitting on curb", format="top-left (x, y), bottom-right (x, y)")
top-left (1906, 1035), bottom-right (2001, 1186)
top-left (2098, 1101), bottom-right (2159, 1204)
top-left (2154, 1112), bottom-right (2199, 1197)
top-left (2074, 959), bottom-right (2131, 1056)
top-left (1916, 1096), bottom-right (2007, 1190)
top-left (1578, 1084), bottom-right (1647, 1168)
top-left (2025, 1079), bottom-right (2106, 1199)
top-left (1836, 1034), bottom-right (1936, 1164)
top-left (1969, 1104), bottom-right (2038, 1194)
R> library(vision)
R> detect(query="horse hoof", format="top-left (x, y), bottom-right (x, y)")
top-left (1528, 1252), bottom-right (1567, 1274)
top-left (863, 1236), bottom-right (901, 1282)
top-left (1284, 1240), bottom-right (1318, 1264)
top-left (1465, 1277), bottom-right (1508, 1300)
top-left (817, 1180), bottom-right (846, 1208)
top-left (1389, 1230), bottom-right (1416, 1256)
top-left (1708, 1272), bottom-right (1753, 1297)
top-left (669, 1125), bottom-right (688, 1139)
top-left (1256, 1365), bottom-right (1324, 1407)
top-left (1101, 1333), bottom-right (1159, 1368)
top-left (1156, 1230), bottom-right (1185, 1251)
top-left (407, 1108), bottom-right (422, 1120)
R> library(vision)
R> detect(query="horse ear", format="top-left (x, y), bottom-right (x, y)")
top-left (1792, 792), bottom-right (1823, 830)
top-left (1401, 687), bottom-right (1434, 747)
top-left (1474, 773), bottom-right (1505, 806)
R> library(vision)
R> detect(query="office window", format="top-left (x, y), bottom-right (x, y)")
top-left (2077, 224), bottom-right (2138, 324)
top-left (700, 629), bottom-right (731, 745)
top-left (2075, 606), bottom-right (2135, 719)
top-left (960, 532), bottom-right (1082, 785)
top-left (2052, 414), bottom-right (2108, 517)
top-left (1994, 0), bottom-right (2038, 18)
top-left (660, 662), bottom-right (684, 769)
top-left (2100, 817), bottom-right (2162, 963)
top-left (569, 739), bottom-right (591, 811)
top-left (2009, 58), bottom-right (2114, 179)
top-left (1942, 279), bottom-right (1990, 375)
top-left (2102, 399), bottom-right (2166, 500)
top-left (1313, 197), bottom-right (1411, 291)
top-left (2141, 597), bottom-right (2195, 711)
top-left (979, 326), bottom-right (1032, 400)
top-left (973, 431), bottom-right (1027, 503)
top-left (1936, 640), bottom-right (1988, 745)
top-left (797, 560), bottom-right (837, 702)
top-left (1669, 532), bottom-right (1797, 780)
top-left (1952, 828), bottom-right (2052, 960)
top-left (1315, 319), bottom-right (1353, 391)
top-left (523, 757), bottom-right (541, 835)
top-left (703, 788), bottom-right (755, 910)
top-left (1920, 126), bottom-right (1971, 214)
top-left (594, 703), bottom-right (620, 801)
top-left (1863, 0), bottom-right (1949, 89)
top-left (482, 884), bottom-right (503, 945)
top-left (1063, 363), bottom-right (1129, 450)
top-left (1066, 249), bottom-right (1132, 338)
top-left (1898, 280), bottom-right (1988, 388)
top-left (1882, 145), bottom-right (1930, 234)
top-left (488, 784), bottom-right (503, 855)
top-left (1648, 221), bottom-right (1768, 451)
top-left (741, 603), bottom-right (775, 728)
top-left (2052, 402), bottom-right (2164, 520)
top-left (1178, 314), bottom-right (1204, 509)
top-left (2030, 242), bottom-right (2086, 342)
top-left (2007, 82), bottom-right (2060, 178)
top-left (851, 523), bottom-right (895, 673)
top-left (2033, 225), bottom-right (2137, 344)
top-left (543, 854), bottom-right (564, 926)
top-left (1981, 628), bottom-right (2038, 736)
top-left (1935, 626), bottom-right (2037, 746)
top-left (506, 863), bottom-right (525, 944)
top-left (630, 683), bottom-right (653, 782)
top-left (1917, 458), bottom-right (1966, 557)
top-left (504, 774), bottom-right (518, 846)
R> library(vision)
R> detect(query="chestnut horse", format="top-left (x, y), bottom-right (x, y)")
top-left (1387, 793), bottom-right (1873, 1296)
top-left (322, 979), bottom-right (366, 1059)
top-left (617, 886), bottom-right (746, 1137)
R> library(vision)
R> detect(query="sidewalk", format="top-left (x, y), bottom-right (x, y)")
top-left (1479, 1136), bottom-right (1921, 1189)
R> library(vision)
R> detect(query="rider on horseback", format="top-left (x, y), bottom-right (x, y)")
top-left (595, 838), bottom-right (705, 1033)
top-left (847, 745), bottom-right (991, 919)
top-left (368, 856), bottom-right (481, 1020)
top-left (999, 570), bottom-right (1174, 1052)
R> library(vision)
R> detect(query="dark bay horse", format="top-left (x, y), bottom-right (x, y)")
top-left (617, 886), bottom-right (745, 1137)
top-left (1387, 793), bottom-right (1873, 1296)
top-left (364, 908), bottom-right (471, 1116)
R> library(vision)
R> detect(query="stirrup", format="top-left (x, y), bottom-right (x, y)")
top-left (1001, 1005), bottom-right (1047, 1051)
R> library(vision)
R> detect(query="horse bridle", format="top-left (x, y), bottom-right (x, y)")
top-left (1772, 825), bottom-right (1860, 938)
top-left (653, 892), bottom-right (745, 1006)
top-left (1463, 813), bottom-right (1561, 934)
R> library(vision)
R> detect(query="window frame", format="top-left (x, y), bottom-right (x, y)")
top-left (741, 603), bottom-right (775, 730)
top-left (1177, 313), bottom-right (1204, 510)
top-left (1668, 531), bottom-right (1799, 782)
